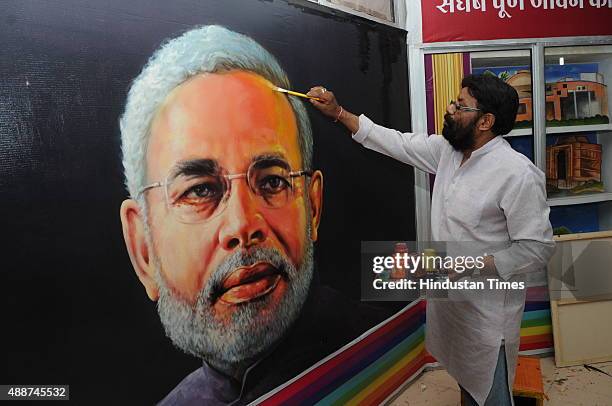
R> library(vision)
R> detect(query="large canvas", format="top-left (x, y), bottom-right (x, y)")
top-left (0, 0), bottom-right (413, 404)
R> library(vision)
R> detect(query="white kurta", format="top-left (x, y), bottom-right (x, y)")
top-left (353, 115), bottom-right (555, 405)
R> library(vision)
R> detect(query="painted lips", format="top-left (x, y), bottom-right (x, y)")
top-left (218, 262), bottom-right (282, 305)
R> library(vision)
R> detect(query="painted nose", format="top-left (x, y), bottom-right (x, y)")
top-left (218, 181), bottom-right (268, 250)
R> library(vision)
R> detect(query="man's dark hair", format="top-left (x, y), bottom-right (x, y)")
top-left (461, 74), bottom-right (519, 136)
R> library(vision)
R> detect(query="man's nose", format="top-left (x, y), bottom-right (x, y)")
top-left (218, 181), bottom-right (268, 250)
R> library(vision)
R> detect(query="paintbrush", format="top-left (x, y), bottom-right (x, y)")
top-left (272, 86), bottom-right (323, 101)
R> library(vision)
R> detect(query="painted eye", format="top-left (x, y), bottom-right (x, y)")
top-left (179, 179), bottom-right (224, 204)
top-left (257, 175), bottom-right (290, 195)
top-left (191, 183), bottom-right (221, 198)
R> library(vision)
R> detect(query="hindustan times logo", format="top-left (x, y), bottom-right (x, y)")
top-left (372, 278), bottom-right (525, 291)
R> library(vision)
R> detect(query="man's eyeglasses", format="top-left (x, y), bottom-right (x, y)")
top-left (449, 100), bottom-right (481, 113)
top-left (138, 158), bottom-right (312, 224)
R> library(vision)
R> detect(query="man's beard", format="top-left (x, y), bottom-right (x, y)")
top-left (442, 113), bottom-right (478, 151)
top-left (152, 239), bottom-right (314, 371)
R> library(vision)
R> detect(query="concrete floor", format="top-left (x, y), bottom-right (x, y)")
top-left (390, 357), bottom-right (612, 406)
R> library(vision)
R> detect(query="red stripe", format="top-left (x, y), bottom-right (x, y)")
top-left (519, 340), bottom-right (553, 352)
top-left (520, 333), bottom-right (553, 345)
top-left (525, 286), bottom-right (549, 301)
top-left (423, 353), bottom-right (436, 364)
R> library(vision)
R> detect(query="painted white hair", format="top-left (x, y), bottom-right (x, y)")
top-left (119, 25), bottom-right (313, 200)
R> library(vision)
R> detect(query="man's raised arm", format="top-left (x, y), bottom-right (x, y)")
top-left (307, 86), bottom-right (445, 175)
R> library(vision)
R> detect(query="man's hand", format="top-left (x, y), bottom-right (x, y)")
top-left (307, 86), bottom-right (341, 119)
top-left (306, 85), bottom-right (360, 134)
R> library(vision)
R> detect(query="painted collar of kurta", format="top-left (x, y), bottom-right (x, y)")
top-left (201, 360), bottom-right (242, 403)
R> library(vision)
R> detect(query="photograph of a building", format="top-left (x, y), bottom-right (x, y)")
top-left (506, 71), bottom-right (608, 124)
top-left (476, 64), bottom-right (609, 126)
top-left (546, 135), bottom-right (603, 194)
top-left (545, 73), bottom-right (608, 122)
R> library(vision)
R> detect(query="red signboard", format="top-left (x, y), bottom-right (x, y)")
top-left (422, 0), bottom-right (612, 43)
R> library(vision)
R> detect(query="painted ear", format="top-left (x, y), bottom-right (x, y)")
top-left (307, 170), bottom-right (323, 242)
top-left (120, 199), bottom-right (159, 301)
top-left (479, 113), bottom-right (496, 132)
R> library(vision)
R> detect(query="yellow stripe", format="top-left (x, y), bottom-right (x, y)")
top-left (344, 342), bottom-right (426, 406)
top-left (521, 325), bottom-right (552, 337)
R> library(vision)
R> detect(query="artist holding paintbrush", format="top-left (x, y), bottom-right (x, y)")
top-left (307, 76), bottom-right (555, 406)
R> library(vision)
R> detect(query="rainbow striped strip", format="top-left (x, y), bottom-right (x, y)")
top-left (520, 285), bottom-right (553, 353)
top-left (255, 286), bottom-right (552, 405)
top-left (256, 300), bottom-right (434, 405)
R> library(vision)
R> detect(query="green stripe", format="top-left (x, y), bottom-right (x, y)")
top-left (315, 325), bottom-right (425, 406)
top-left (521, 317), bottom-right (552, 329)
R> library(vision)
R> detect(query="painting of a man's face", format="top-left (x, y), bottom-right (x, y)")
top-left (121, 70), bottom-right (323, 369)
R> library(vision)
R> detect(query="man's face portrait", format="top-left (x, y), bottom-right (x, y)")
top-left (120, 70), bottom-right (323, 369)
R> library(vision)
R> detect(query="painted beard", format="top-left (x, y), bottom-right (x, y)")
top-left (153, 240), bottom-right (314, 371)
top-left (442, 113), bottom-right (478, 151)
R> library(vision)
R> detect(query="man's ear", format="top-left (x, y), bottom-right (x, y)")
top-left (307, 170), bottom-right (323, 242)
top-left (120, 199), bottom-right (159, 301)
top-left (478, 113), bottom-right (496, 132)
